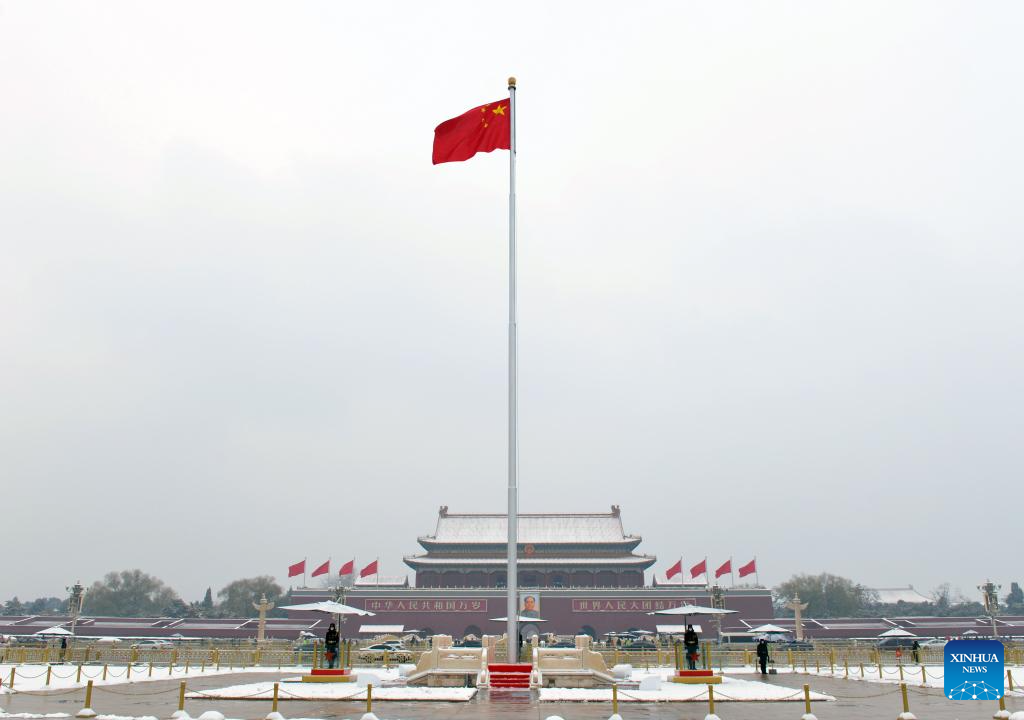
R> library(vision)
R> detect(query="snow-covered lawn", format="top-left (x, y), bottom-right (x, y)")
top-left (802, 663), bottom-right (1024, 697)
top-left (0, 665), bottom-right (307, 695)
top-left (189, 678), bottom-right (474, 702)
top-left (539, 675), bottom-right (834, 703)
top-left (0, 714), bottom-right (382, 720)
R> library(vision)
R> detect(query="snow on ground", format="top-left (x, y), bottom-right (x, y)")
top-left (802, 664), bottom-right (1024, 697)
top-left (189, 679), bottom-right (475, 702)
top-left (539, 675), bottom-right (834, 703)
top-left (0, 665), bottom-right (308, 695)
top-left (625, 664), bottom-right (792, 681)
top-left (0, 715), bottom-right (382, 720)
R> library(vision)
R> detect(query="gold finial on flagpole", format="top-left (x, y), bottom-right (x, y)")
top-left (508, 76), bottom-right (517, 88)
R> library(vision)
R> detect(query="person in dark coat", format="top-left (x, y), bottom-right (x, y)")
top-left (911, 640), bottom-right (921, 664)
top-left (324, 623), bottom-right (340, 669)
top-left (756, 638), bottom-right (770, 674)
top-left (683, 624), bottom-right (700, 670)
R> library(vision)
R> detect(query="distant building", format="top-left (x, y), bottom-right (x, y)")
top-left (288, 505), bottom-right (773, 637)
top-left (404, 505), bottom-right (656, 588)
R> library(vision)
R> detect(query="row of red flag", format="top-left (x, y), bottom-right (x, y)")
top-left (287, 559), bottom-right (378, 579)
top-left (665, 557), bottom-right (757, 581)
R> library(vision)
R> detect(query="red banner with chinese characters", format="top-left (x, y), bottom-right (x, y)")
top-left (571, 598), bottom-right (695, 613)
top-left (363, 598), bottom-right (489, 613)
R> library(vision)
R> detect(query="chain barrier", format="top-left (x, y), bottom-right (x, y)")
top-left (93, 685), bottom-right (181, 697)
top-left (3, 686), bottom-right (86, 697)
top-left (826, 685), bottom-right (907, 699)
top-left (278, 686), bottom-right (367, 701)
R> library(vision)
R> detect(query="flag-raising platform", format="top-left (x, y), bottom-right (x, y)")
top-left (300, 668), bottom-right (355, 683)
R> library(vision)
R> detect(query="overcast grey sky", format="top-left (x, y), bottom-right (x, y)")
top-left (2, 2), bottom-right (1021, 605)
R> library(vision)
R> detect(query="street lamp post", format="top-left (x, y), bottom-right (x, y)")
top-left (66, 581), bottom-right (85, 637)
top-left (978, 580), bottom-right (1001, 639)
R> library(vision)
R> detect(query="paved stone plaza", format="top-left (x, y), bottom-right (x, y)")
top-left (2, 671), bottom-right (1018, 720)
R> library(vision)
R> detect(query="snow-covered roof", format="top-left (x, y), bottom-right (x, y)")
top-left (870, 586), bottom-right (932, 604)
top-left (359, 624), bottom-right (404, 633)
top-left (405, 555), bottom-right (655, 566)
top-left (354, 575), bottom-right (409, 587)
top-left (424, 506), bottom-right (637, 545)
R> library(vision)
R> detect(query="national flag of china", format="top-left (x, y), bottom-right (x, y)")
top-left (311, 560), bottom-right (330, 577)
top-left (287, 560), bottom-right (305, 578)
top-left (665, 559), bottom-right (682, 579)
top-left (738, 559), bottom-right (757, 577)
top-left (339, 559), bottom-right (355, 576)
top-left (690, 559), bottom-right (707, 579)
top-left (432, 99), bottom-right (510, 164)
top-left (715, 559), bottom-right (732, 579)
top-left (360, 560), bottom-right (378, 578)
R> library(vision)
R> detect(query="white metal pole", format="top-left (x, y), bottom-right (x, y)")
top-left (506, 75), bottom-right (519, 663)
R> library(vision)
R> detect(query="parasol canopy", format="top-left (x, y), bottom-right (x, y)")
top-left (279, 600), bottom-right (375, 616)
top-left (878, 627), bottom-right (917, 638)
top-left (489, 615), bottom-right (548, 623)
top-left (748, 624), bottom-right (790, 634)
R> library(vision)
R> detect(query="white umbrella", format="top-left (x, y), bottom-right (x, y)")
top-left (34, 626), bottom-right (72, 636)
top-left (489, 616), bottom-right (548, 623)
top-left (748, 624), bottom-right (789, 634)
top-left (279, 600), bottom-right (375, 616)
top-left (878, 627), bottom-right (917, 638)
top-left (648, 604), bottom-right (736, 616)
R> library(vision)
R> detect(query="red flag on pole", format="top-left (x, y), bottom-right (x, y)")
top-left (311, 560), bottom-right (330, 577)
top-left (359, 560), bottom-right (378, 578)
top-left (666, 559), bottom-right (682, 579)
top-left (715, 559), bottom-right (732, 579)
top-left (690, 558), bottom-right (707, 579)
top-left (432, 99), bottom-right (511, 164)
top-left (287, 560), bottom-right (305, 578)
top-left (339, 559), bottom-right (355, 576)
top-left (738, 559), bottom-right (757, 577)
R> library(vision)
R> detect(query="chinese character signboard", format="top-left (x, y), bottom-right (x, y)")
top-left (362, 598), bottom-right (488, 613)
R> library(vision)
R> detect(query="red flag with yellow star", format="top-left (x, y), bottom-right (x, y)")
top-left (432, 99), bottom-right (510, 164)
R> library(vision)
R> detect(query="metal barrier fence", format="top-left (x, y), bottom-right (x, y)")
top-left (3, 641), bottom-right (1022, 671)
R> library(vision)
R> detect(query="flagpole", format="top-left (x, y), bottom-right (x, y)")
top-left (506, 75), bottom-right (519, 664)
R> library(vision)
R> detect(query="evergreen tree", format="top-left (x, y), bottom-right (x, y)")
top-left (201, 587), bottom-right (214, 611)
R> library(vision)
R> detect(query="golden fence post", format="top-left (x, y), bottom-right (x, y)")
top-left (808, 656), bottom-right (812, 673)
top-left (172, 650), bottom-right (178, 666)
top-left (84, 679), bottom-right (94, 711)
top-left (102, 664), bottom-right (108, 681)
top-left (877, 657), bottom-right (883, 678)
top-left (919, 665), bottom-right (926, 686)
top-left (612, 684), bottom-right (619, 715)
top-left (366, 683), bottom-right (373, 714)
top-left (803, 683), bottom-right (812, 715)
top-left (9, 666), bottom-right (15, 689)
top-left (126, 663), bottom-right (131, 680)
top-left (77, 663), bottom-right (83, 683)
top-left (46, 664), bottom-right (53, 686)
top-left (272, 682), bottom-right (279, 713)
top-left (860, 661), bottom-right (865, 678)
top-left (44, 648), bottom-right (50, 664)
top-left (900, 682), bottom-right (910, 715)
top-left (313, 641), bottom-right (319, 670)
top-left (148, 661), bottom-right (154, 677)
top-left (185, 659), bottom-right (190, 674)
top-left (844, 659), bottom-right (849, 679)
top-left (201, 658), bottom-right (206, 673)
top-left (788, 648), bottom-right (794, 670)
top-left (706, 643), bottom-right (712, 670)
top-left (178, 681), bottom-right (186, 712)
top-left (384, 649), bottom-right (390, 670)
top-left (614, 647), bottom-right (620, 666)
top-left (898, 664), bottom-right (904, 682)
top-left (707, 683), bottom-right (716, 716)
top-left (1008, 669), bottom-right (1014, 692)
